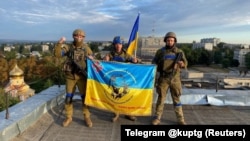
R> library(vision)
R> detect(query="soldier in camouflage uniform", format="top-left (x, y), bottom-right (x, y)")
top-left (151, 32), bottom-right (188, 125)
top-left (104, 36), bottom-right (140, 122)
top-left (54, 29), bottom-right (94, 127)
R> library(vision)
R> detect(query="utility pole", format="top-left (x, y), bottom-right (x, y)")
top-left (5, 92), bottom-right (9, 119)
top-left (216, 76), bottom-right (219, 92)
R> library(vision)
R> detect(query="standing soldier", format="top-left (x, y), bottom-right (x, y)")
top-left (151, 32), bottom-right (188, 125)
top-left (104, 36), bottom-right (140, 122)
top-left (54, 29), bottom-right (94, 127)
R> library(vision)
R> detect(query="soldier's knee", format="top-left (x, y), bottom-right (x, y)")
top-left (65, 93), bottom-right (74, 104)
top-left (81, 95), bottom-right (85, 100)
top-left (156, 87), bottom-right (161, 94)
top-left (65, 97), bottom-right (73, 104)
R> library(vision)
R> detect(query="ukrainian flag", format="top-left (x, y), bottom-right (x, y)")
top-left (85, 59), bottom-right (156, 116)
top-left (126, 13), bottom-right (140, 56)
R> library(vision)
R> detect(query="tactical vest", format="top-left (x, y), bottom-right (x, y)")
top-left (63, 44), bottom-right (87, 73)
top-left (158, 46), bottom-right (180, 73)
top-left (110, 50), bottom-right (128, 62)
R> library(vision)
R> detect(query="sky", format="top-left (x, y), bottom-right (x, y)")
top-left (0, 0), bottom-right (250, 44)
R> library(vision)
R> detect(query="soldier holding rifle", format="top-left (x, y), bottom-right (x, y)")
top-left (151, 32), bottom-right (188, 125)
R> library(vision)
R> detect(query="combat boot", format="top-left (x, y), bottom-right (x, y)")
top-left (112, 113), bottom-right (119, 122)
top-left (63, 117), bottom-right (72, 127)
top-left (175, 106), bottom-right (186, 125)
top-left (178, 120), bottom-right (186, 125)
top-left (152, 116), bottom-right (161, 125)
top-left (84, 115), bottom-right (93, 127)
top-left (63, 104), bottom-right (73, 127)
top-left (124, 115), bottom-right (137, 121)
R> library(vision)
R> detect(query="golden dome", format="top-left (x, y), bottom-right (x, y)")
top-left (9, 64), bottom-right (23, 76)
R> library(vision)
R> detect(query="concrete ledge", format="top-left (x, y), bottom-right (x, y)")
top-left (0, 85), bottom-right (65, 141)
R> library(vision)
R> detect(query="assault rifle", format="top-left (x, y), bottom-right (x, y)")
top-left (170, 52), bottom-right (183, 77)
top-left (72, 60), bottom-right (87, 77)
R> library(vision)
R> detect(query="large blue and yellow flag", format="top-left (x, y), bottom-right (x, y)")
top-left (85, 59), bottom-right (156, 116)
top-left (126, 13), bottom-right (140, 56)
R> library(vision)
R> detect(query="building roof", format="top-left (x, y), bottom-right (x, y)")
top-left (9, 64), bottom-right (23, 76)
top-left (0, 85), bottom-right (249, 141)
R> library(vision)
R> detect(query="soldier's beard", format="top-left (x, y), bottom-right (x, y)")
top-left (166, 44), bottom-right (174, 49)
top-left (73, 39), bottom-right (83, 47)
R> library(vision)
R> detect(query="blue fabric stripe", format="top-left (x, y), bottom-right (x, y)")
top-left (164, 54), bottom-right (176, 60)
top-left (174, 103), bottom-right (182, 107)
top-left (66, 93), bottom-right (74, 97)
top-left (61, 50), bottom-right (65, 56)
top-left (112, 56), bottom-right (125, 62)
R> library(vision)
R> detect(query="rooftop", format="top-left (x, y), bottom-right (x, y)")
top-left (1, 66), bottom-right (250, 141)
top-left (0, 85), bottom-right (249, 141)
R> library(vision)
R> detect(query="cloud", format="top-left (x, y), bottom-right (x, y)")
top-left (0, 0), bottom-right (250, 44)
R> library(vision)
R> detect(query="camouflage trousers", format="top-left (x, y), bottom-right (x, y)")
top-left (154, 76), bottom-right (184, 122)
top-left (64, 78), bottom-right (90, 118)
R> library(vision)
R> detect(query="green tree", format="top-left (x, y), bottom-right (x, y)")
top-left (222, 58), bottom-right (230, 68)
top-left (88, 42), bottom-right (100, 53)
top-left (214, 50), bottom-right (223, 64)
top-left (200, 49), bottom-right (212, 66)
top-left (217, 42), bottom-right (226, 49)
top-left (0, 44), bottom-right (5, 51)
top-left (245, 52), bottom-right (250, 69)
top-left (19, 45), bottom-right (24, 54)
top-left (4, 50), bottom-right (16, 61)
top-left (224, 48), bottom-right (234, 67)
top-left (102, 44), bottom-right (112, 51)
top-left (231, 59), bottom-right (240, 67)
top-left (180, 46), bottom-right (193, 66)
top-left (0, 88), bottom-right (20, 112)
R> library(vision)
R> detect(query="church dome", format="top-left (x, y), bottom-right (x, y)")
top-left (9, 64), bottom-right (23, 76)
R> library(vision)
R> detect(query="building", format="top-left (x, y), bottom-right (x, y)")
top-left (233, 48), bottom-right (250, 67)
top-left (3, 46), bottom-right (13, 52)
top-left (137, 36), bottom-right (165, 59)
top-left (41, 44), bottom-right (49, 52)
top-left (200, 38), bottom-right (220, 46)
top-left (192, 43), bottom-right (213, 51)
top-left (30, 51), bottom-right (42, 58)
top-left (192, 37), bottom-right (220, 51)
top-left (24, 45), bottom-right (32, 51)
top-left (4, 64), bottom-right (35, 101)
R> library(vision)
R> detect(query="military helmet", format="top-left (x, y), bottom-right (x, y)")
top-left (164, 32), bottom-right (177, 42)
top-left (113, 36), bottom-right (124, 45)
top-left (72, 29), bottom-right (85, 37)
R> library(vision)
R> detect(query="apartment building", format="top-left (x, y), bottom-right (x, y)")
top-left (3, 46), bottom-right (14, 52)
top-left (200, 38), bottom-right (221, 46)
top-left (41, 44), bottom-right (49, 52)
top-left (137, 36), bottom-right (165, 59)
top-left (192, 42), bottom-right (213, 51)
top-left (192, 37), bottom-right (220, 51)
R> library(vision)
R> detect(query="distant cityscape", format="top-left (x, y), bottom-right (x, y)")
top-left (1, 36), bottom-right (250, 68)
